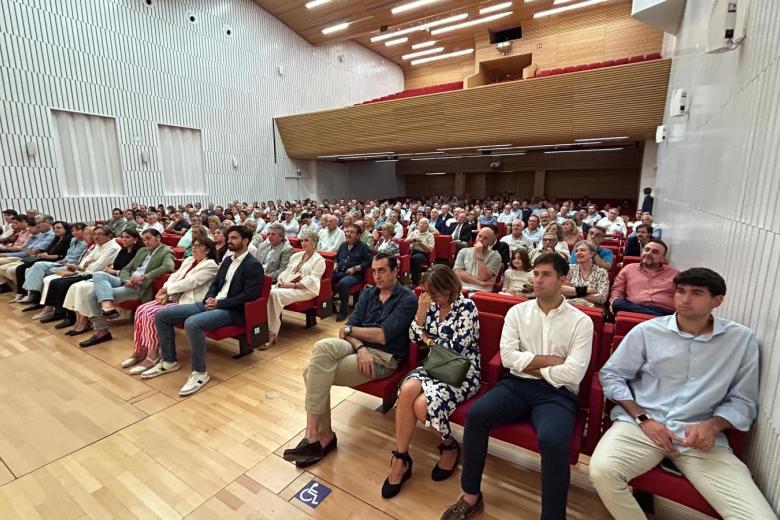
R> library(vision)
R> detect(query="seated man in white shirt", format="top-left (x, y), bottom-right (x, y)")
top-left (590, 268), bottom-right (775, 519)
top-left (500, 219), bottom-right (532, 252)
top-left (453, 227), bottom-right (502, 293)
top-left (441, 253), bottom-right (593, 520)
top-left (144, 212), bottom-right (165, 234)
top-left (596, 208), bottom-right (627, 237)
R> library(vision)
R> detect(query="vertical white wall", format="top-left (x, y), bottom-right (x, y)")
top-left (655, 0), bottom-right (780, 511)
top-left (346, 162), bottom-right (405, 200)
top-left (638, 140), bottom-right (657, 201)
top-left (0, 0), bottom-right (403, 221)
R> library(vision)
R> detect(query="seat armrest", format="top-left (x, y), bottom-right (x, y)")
top-left (483, 351), bottom-right (503, 387)
top-left (584, 374), bottom-right (605, 455)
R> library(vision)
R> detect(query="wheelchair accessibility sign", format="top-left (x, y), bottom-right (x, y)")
top-left (295, 479), bottom-right (332, 509)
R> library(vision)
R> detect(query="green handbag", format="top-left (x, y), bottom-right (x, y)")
top-left (411, 343), bottom-right (471, 387)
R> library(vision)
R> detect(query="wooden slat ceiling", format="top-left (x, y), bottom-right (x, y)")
top-left (252, 0), bottom-right (631, 68)
top-left (274, 59), bottom-right (671, 159)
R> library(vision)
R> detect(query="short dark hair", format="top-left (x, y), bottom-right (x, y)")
top-left (347, 223), bottom-right (362, 235)
top-left (72, 222), bottom-right (87, 231)
top-left (634, 223), bottom-right (651, 233)
top-left (227, 225), bottom-right (252, 241)
top-left (112, 207), bottom-right (122, 213)
top-left (141, 228), bottom-right (161, 238)
top-left (644, 187), bottom-right (652, 195)
top-left (2, 209), bottom-right (17, 216)
top-left (647, 238), bottom-right (668, 254)
top-left (99, 225), bottom-right (115, 238)
top-left (674, 267), bottom-right (726, 296)
top-left (532, 252), bottom-right (569, 277)
top-left (373, 251), bottom-right (398, 271)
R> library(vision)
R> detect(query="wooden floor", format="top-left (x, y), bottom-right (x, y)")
top-left (0, 294), bottom-right (703, 519)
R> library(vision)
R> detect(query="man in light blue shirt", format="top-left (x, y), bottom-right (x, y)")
top-left (0, 217), bottom-right (55, 259)
top-left (589, 267), bottom-right (775, 519)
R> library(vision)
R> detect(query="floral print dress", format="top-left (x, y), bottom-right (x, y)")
top-left (405, 295), bottom-right (481, 438)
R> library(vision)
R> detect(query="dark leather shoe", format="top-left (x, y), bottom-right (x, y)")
top-left (440, 494), bottom-right (484, 520)
top-left (66, 326), bottom-right (92, 336)
top-left (22, 303), bottom-right (43, 312)
top-left (40, 313), bottom-right (65, 324)
top-left (282, 438), bottom-right (322, 463)
top-left (102, 309), bottom-right (120, 319)
top-left (432, 438), bottom-right (460, 481)
top-left (336, 313), bottom-right (347, 322)
top-left (54, 319), bottom-right (75, 329)
top-left (295, 435), bottom-right (338, 468)
top-left (79, 332), bottom-right (112, 347)
top-left (381, 451), bottom-right (413, 499)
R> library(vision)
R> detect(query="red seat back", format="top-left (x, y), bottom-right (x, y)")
top-left (477, 312), bottom-right (504, 383)
top-left (471, 291), bottom-right (526, 316)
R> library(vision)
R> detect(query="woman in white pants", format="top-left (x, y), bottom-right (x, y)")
top-left (266, 230), bottom-right (325, 347)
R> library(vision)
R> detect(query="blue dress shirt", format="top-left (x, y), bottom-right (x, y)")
top-left (600, 314), bottom-right (760, 451)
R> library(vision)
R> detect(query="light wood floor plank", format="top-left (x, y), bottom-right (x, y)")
top-left (186, 475), bottom-right (310, 520)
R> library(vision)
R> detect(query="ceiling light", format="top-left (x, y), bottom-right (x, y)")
top-left (385, 37), bottom-right (408, 46)
top-left (480, 2), bottom-right (513, 14)
top-left (533, 0), bottom-right (607, 19)
top-left (392, 0), bottom-right (443, 15)
top-left (426, 172), bottom-right (448, 175)
top-left (411, 156), bottom-right (464, 160)
top-left (402, 47), bottom-right (444, 60)
top-left (376, 159), bottom-right (399, 162)
top-left (575, 136), bottom-right (630, 142)
top-left (431, 11), bottom-right (512, 35)
top-left (370, 13), bottom-right (468, 42)
top-left (437, 144), bottom-right (512, 151)
top-left (411, 48), bottom-right (474, 65)
top-left (412, 40), bottom-right (437, 49)
top-left (544, 147), bottom-right (624, 154)
top-left (490, 152), bottom-right (527, 156)
top-left (306, 0), bottom-right (333, 8)
top-left (322, 21), bottom-right (350, 34)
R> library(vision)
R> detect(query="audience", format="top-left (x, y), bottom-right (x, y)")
top-left (597, 208), bottom-right (627, 237)
top-left (373, 223), bottom-right (400, 257)
top-left (562, 240), bottom-right (609, 307)
top-left (384, 265), bottom-right (480, 498)
top-left (12, 221), bottom-right (74, 303)
top-left (610, 239), bottom-right (678, 316)
top-left (591, 268), bottom-right (775, 519)
top-left (561, 219), bottom-right (583, 251)
top-left (501, 249), bottom-right (534, 297)
top-left (283, 253), bottom-right (416, 468)
top-left (141, 226), bottom-right (264, 396)
top-left (281, 210), bottom-right (300, 237)
top-left (530, 232), bottom-right (569, 263)
top-left (624, 223), bottom-right (651, 257)
top-left (254, 222), bottom-right (293, 283)
top-left (446, 212), bottom-right (474, 255)
top-left (332, 224), bottom-right (373, 321)
top-left (122, 236), bottom-right (219, 374)
top-left (441, 254), bottom-right (593, 520)
top-left (266, 230), bottom-right (326, 347)
top-left (407, 217), bottom-right (435, 286)
top-left (453, 227), bottom-right (501, 293)
top-left (522, 215), bottom-right (543, 246)
top-left (570, 226), bottom-right (614, 271)
top-left (33, 226), bottom-right (122, 327)
top-left (78, 229), bottom-right (175, 347)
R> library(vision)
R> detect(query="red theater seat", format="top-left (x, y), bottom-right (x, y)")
top-left (284, 259), bottom-right (335, 328)
top-left (117, 274), bottom-right (170, 315)
top-left (353, 341), bottom-right (422, 412)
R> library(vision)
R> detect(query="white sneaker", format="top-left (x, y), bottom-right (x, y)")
top-left (178, 371), bottom-right (210, 396)
top-left (140, 360), bottom-right (180, 379)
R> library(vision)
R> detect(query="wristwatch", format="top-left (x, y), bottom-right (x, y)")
top-left (343, 325), bottom-right (352, 336)
top-left (635, 413), bottom-right (650, 425)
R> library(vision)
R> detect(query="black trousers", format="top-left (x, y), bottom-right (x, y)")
top-left (45, 274), bottom-right (91, 309)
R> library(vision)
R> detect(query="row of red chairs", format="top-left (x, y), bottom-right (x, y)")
top-left (360, 81), bottom-right (463, 104)
top-left (535, 53), bottom-right (663, 78)
top-left (352, 291), bottom-right (742, 518)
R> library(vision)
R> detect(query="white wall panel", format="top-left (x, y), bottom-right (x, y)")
top-left (0, 0), bottom-right (403, 221)
top-left (655, 0), bottom-right (780, 511)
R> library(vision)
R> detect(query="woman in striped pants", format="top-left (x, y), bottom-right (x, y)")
top-left (122, 237), bottom-right (219, 374)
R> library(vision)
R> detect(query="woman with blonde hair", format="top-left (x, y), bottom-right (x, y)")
top-left (561, 219), bottom-right (583, 251)
top-left (265, 230), bottom-right (326, 347)
top-left (382, 265), bottom-right (480, 498)
top-left (372, 223), bottom-right (400, 257)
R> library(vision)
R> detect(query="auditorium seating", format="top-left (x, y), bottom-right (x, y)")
top-left (360, 81), bottom-right (463, 104)
top-left (116, 274), bottom-right (170, 316)
top-left (352, 341), bottom-right (422, 413)
top-left (535, 53), bottom-right (663, 78)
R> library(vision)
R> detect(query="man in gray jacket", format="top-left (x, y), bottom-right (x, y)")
top-left (254, 222), bottom-right (293, 283)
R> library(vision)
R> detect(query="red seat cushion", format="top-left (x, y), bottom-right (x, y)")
top-left (206, 325), bottom-right (245, 341)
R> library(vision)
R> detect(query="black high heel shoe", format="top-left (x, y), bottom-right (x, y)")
top-left (431, 437), bottom-right (460, 481)
top-left (381, 450), bottom-right (413, 499)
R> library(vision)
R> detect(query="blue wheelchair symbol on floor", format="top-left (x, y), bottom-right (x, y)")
top-left (296, 479), bottom-right (332, 509)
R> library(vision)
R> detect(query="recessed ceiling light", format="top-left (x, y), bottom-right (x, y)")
top-left (402, 47), bottom-right (444, 60)
top-left (426, 172), bottom-right (448, 175)
top-left (430, 11), bottom-right (512, 35)
top-left (391, 0), bottom-right (443, 15)
top-left (306, 0), bottom-right (333, 8)
top-left (322, 21), bottom-right (350, 35)
top-left (534, 0), bottom-right (608, 19)
top-left (411, 48), bottom-right (474, 65)
top-left (574, 136), bottom-right (630, 142)
top-left (411, 156), bottom-right (465, 160)
top-left (480, 2), bottom-right (513, 15)
top-left (437, 144), bottom-right (512, 151)
top-left (411, 40), bottom-right (437, 49)
top-left (370, 13), bottom-right (468, 42)
top-left (385, 37), bottom-right (409, 46)
top-left (544, 147), bottom-right (624, 154)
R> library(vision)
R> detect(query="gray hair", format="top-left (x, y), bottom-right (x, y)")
top-left (299, 229), bottom-right (319, 245)
top-left (266, 222), bottom-right (286, 236)
top-left (574, 239), bottom-right (596, 254)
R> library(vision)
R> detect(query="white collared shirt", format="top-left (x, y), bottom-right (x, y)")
top-left (500, 298), bottom-right (593, 394)
top-left (216, 250), bottom-right (248, 300)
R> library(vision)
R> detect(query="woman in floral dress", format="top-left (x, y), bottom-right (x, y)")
top-left (381, 264), bottom-right (480, 499)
